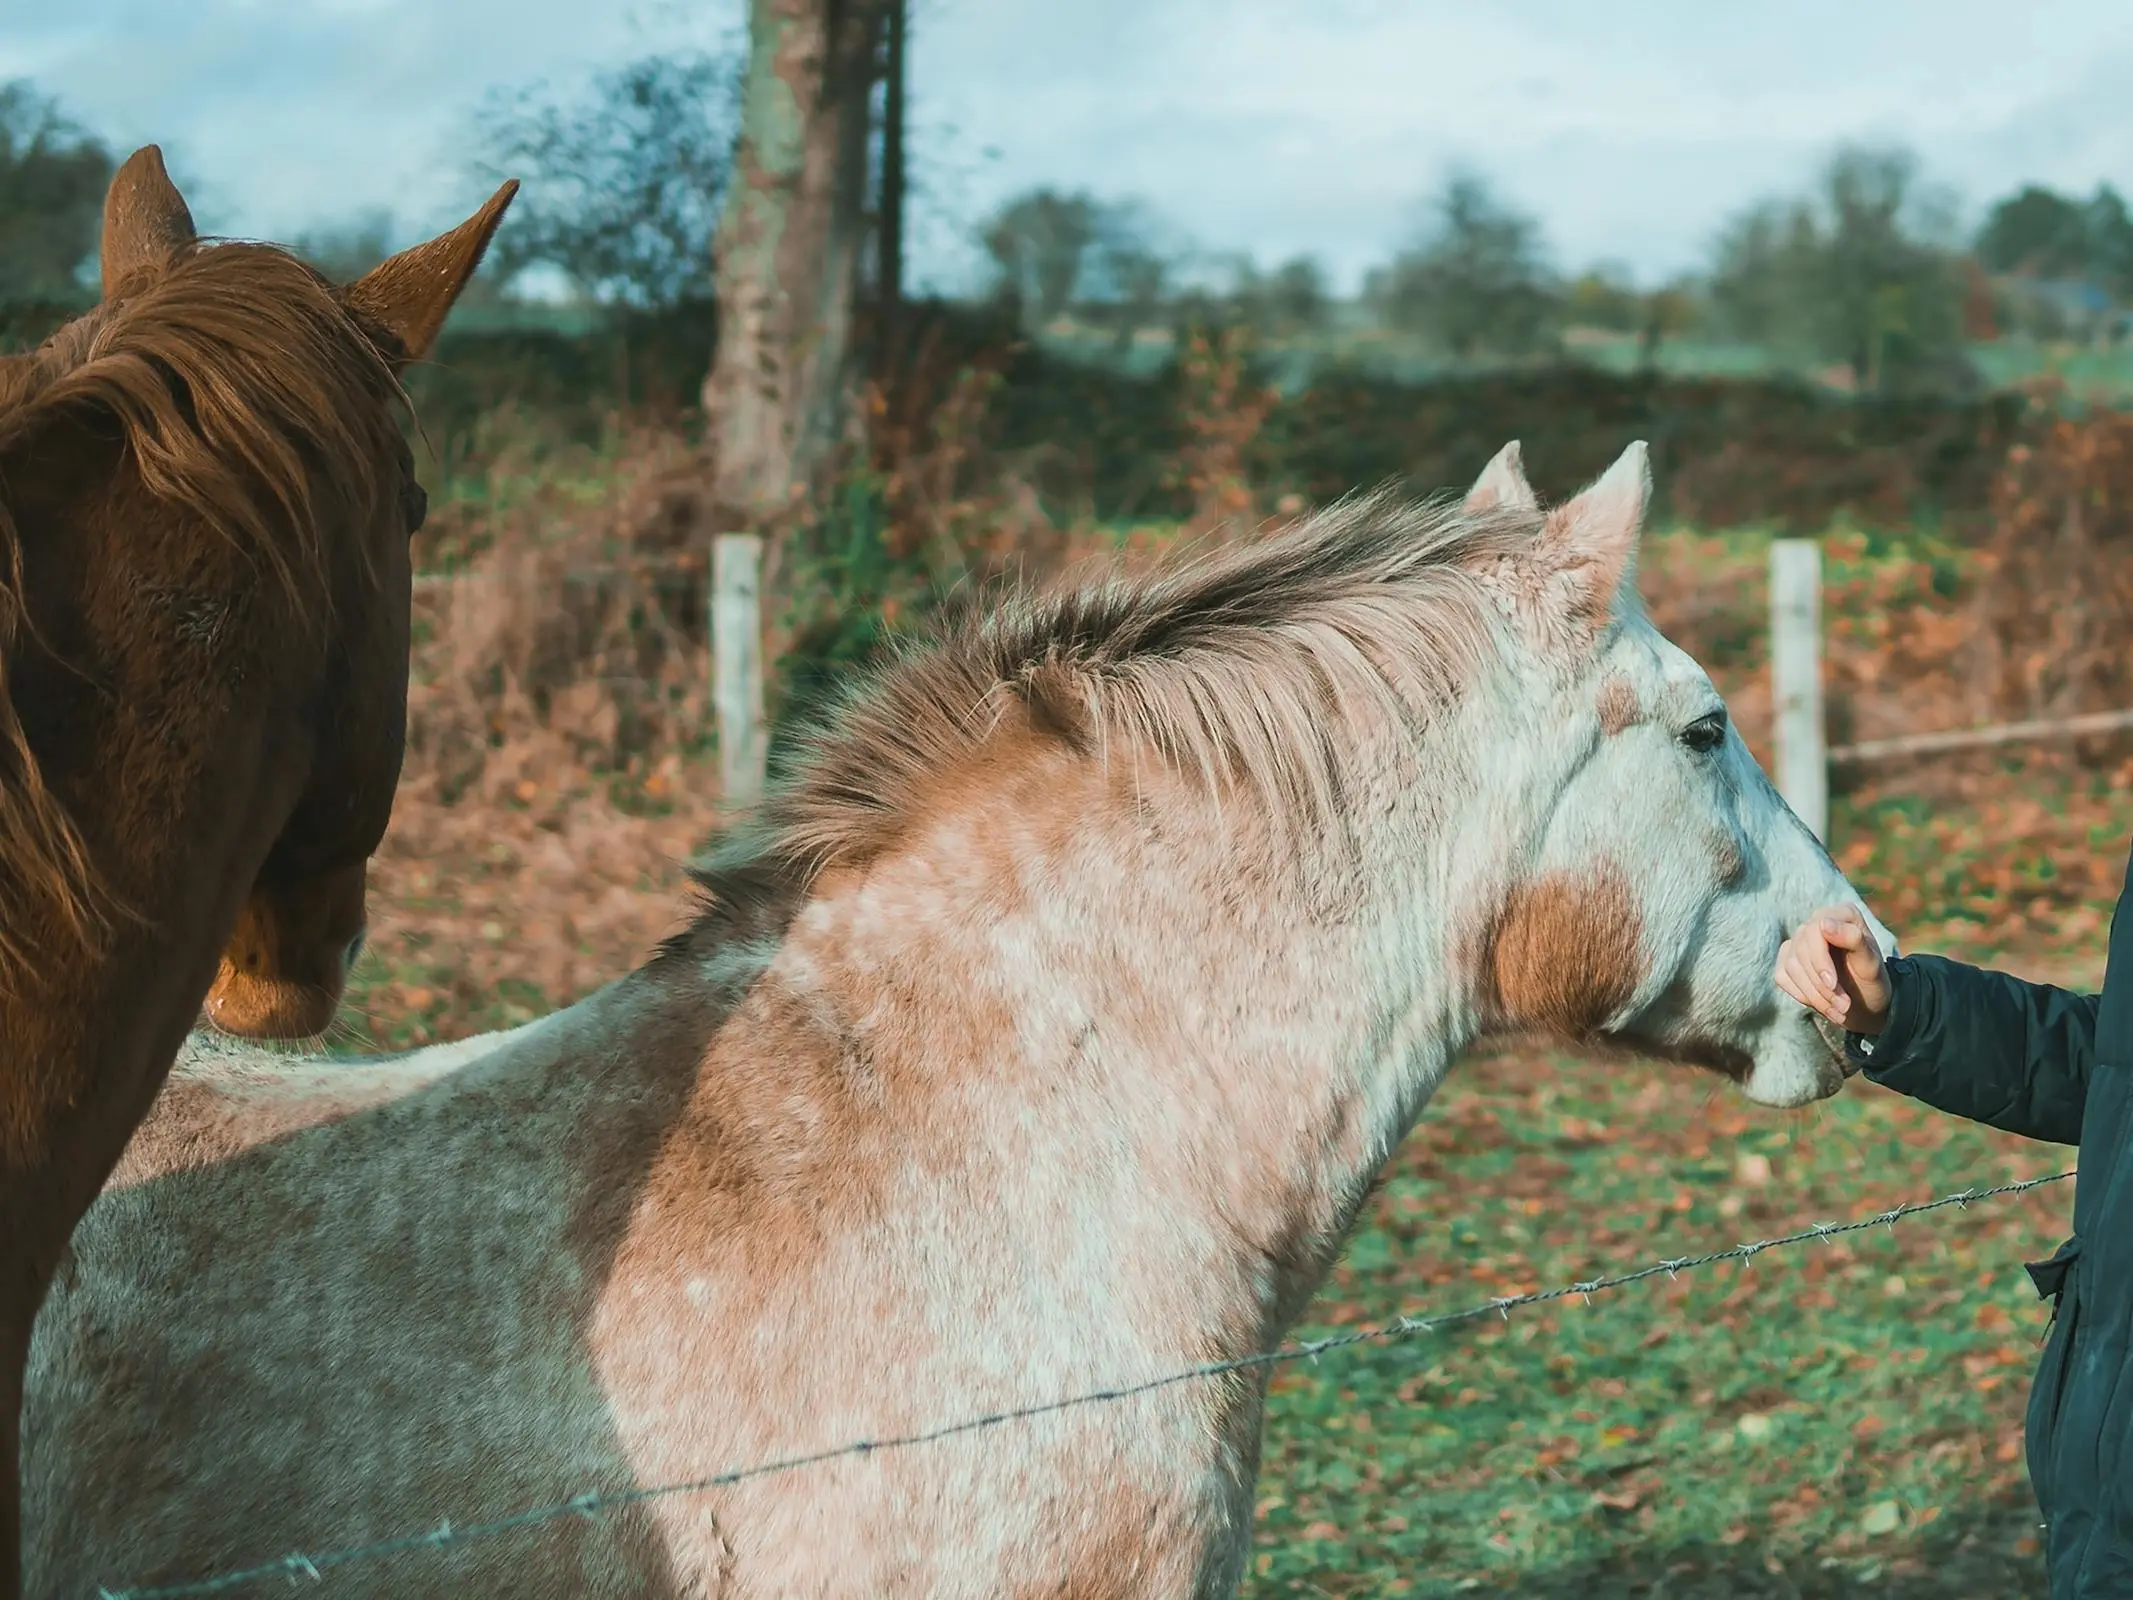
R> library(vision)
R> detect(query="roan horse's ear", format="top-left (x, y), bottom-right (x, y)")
top-left (340, 180), bottom-right (520, 369)
top-left (1536, 440), bottom-right (1650, 625)
top-left (100, 145), bottom-right (198, 299)
top-left (1463, 440), bottom-right (1538, 514)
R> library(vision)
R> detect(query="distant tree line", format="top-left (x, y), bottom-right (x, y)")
top-left (0, 83), bottom-right (114, 310)
top-left (970, 150), bottom-right (2133, 395)
top-left (1703, 146), bottom-right (1974, 391)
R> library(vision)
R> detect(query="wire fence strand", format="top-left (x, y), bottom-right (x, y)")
top-left (97, 1169), bottom-right (2074, 1600)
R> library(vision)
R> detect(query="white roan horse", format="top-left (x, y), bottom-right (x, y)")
top-left (27, 442), bottom-right (1892, 1597)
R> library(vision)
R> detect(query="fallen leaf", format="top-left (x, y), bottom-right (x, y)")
top-left (1862, 1501), bottom-right (1902, 1536)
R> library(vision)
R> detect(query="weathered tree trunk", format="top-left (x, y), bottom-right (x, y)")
top-left (877, 0), bottom-right (906, 322)
top-left (703, 0), bottom-right (888, 804)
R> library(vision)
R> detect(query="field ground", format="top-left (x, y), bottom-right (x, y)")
top-left (1250, 937), bottom-right (2082, 1599)
top-left (333, 512), bottom-right (2120, 1596)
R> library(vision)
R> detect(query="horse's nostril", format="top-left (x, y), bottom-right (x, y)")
top-left (343, 930), bottom-right (367, 971)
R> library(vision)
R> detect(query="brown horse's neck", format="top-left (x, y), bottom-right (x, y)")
top-left (2, 529), bottom-right (311, 1202)
top-left (2, 512), bottom-right (317, 1242)
top-left (0, 156), bottom-right (510, 1600)
top-left (0, 514), bottom-right (320, 1600)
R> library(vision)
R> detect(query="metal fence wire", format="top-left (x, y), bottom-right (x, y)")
top-left (94, 1170), bottom-right (2074, 1599)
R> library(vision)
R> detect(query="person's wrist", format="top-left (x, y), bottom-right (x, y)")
top-left (1847, 1001), bottom-right (1889, 1038)
top-left (1846, 959), bottom-right (1903, 1046)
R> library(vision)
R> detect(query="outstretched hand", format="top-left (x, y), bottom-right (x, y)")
top-left (1775, 903), bottom-right (1892, 1036)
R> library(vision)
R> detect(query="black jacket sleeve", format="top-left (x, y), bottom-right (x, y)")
top-left (1844, 954), bottom-right (2093, 1147)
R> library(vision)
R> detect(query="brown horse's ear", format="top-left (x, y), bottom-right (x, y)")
top-left (101, 145), bottom-right (198, 298)
top-left (340, 180), bottom-right (519, 368)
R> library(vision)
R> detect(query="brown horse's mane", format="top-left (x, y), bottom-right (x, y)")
top-left (667, 489), bottom-right (1540, 961)
top-left (0, 240), bottom-right (410, 989)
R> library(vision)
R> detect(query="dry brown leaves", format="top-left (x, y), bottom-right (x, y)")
top-left (1976, 407), bottom-right (2133, 721)
top-left (350, 424), bottom-right (728, 1045)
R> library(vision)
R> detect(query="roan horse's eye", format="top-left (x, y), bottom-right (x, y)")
top-left (1680, 710), bottom-right (1727, 753)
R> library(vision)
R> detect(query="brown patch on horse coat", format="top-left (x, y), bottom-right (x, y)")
top-left (1594, 675), bottom-right (1642, 736)
top-left (626, 727), bottom-right (1098, 1280)
top-left (1482, 865), bottom-right (1645, 1037)
top-left (1708, 827), bottom-right (1747, 886)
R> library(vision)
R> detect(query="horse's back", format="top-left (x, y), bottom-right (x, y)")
top-left (26, 964), bottom-right (1254, 1597)
top-left (104, 1019), bottom-right (545, 1188)
top-left (24, 990), bottom-right (694, 1598)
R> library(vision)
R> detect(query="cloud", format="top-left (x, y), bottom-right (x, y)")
top-left (5, 0), bottom-right (733, 240)
top-left (906, 0), bottom-right (2133, 289)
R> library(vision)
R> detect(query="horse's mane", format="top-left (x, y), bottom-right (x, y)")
top-left (669, 489), bottom-right (1540, 956)
top-left (0, 240), bottom-right (407, 601)
top-left (0, 241), bottom-right (408, 988)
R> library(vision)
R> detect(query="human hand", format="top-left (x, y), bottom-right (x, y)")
top-left (1775, 904), bottom-right (1892, 1036)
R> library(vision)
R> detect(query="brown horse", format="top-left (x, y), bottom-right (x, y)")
top-left (0, 148), bottom-right (513, 1592)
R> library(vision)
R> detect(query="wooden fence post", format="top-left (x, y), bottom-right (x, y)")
top-left (1769, 538), bottom-right (1827, 843)
top-left (713, 532), bottom-right (768, 808)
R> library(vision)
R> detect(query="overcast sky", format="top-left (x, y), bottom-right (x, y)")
top-left (5, 0), bottom-right (2131, 295)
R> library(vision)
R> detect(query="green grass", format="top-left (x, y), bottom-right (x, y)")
top-left (1243, 1000), bottom-right (2077, 1598)
top-left (1967, 339), bottom-right (2133, 402)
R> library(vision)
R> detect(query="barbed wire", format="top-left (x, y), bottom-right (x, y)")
top-left (98, 1169), bottom-right (2074, 1599)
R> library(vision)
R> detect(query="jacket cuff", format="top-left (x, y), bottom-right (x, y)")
top-left (1845, 955), bottom-right (1920, 1075)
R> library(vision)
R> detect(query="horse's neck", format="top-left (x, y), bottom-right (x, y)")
top-left (0, 667), bottom-right (281, 1158)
